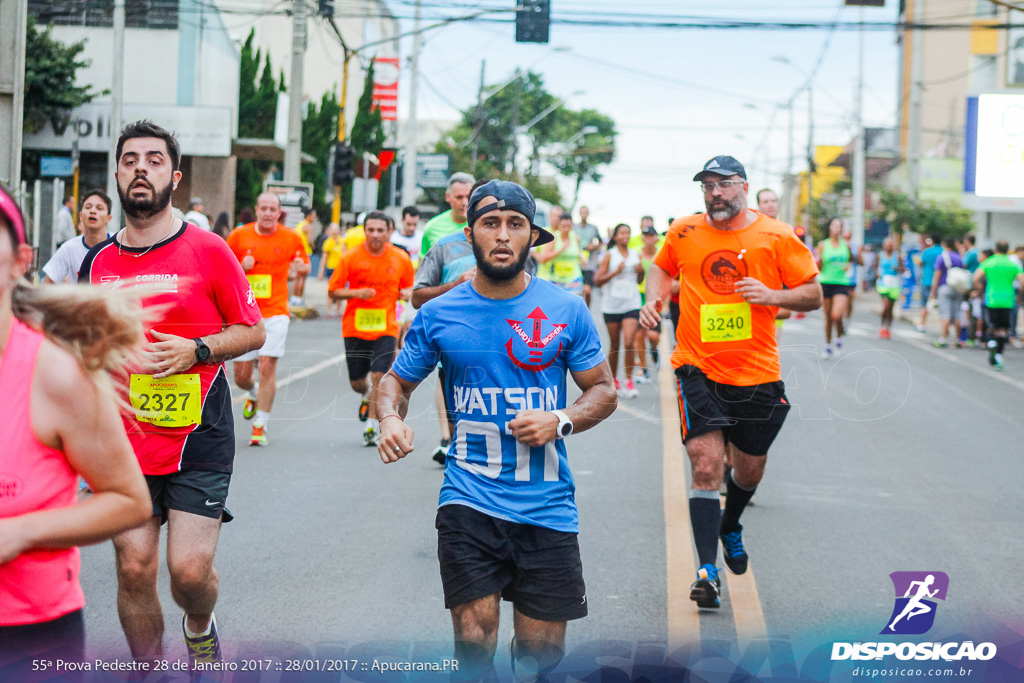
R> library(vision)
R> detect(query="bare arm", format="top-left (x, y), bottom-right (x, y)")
top-left (508, 361), bottom-right (617, 447)
top-left (411, 269), bottom-right (475, 308)
top-left (534, 239), bottom-right (564, 264)
top-left (734, 276), bottom-right (823, 312)
top-left (374, 370), bottom-right (422, 463)
top-left (147, 320), bottom-right (266, 378)
top-left (639, 263), bottom-right (673, 329)
top-left (592, 252), bottom-right (618, 288)
top-left (0, 342), bottom-right (151, 564)
top-left (329, 287), bottom-right (375, 301)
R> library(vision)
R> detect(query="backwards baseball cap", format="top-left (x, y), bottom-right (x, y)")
top-left (642, 225), bottom-right (659, 236)
top-left (467, 180), bottom-right (554, 246)
top-left (693, 155), bottom-right (747, 182)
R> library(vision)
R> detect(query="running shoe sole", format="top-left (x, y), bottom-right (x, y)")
top-left (242, 398), bottom-right (257, 420)
top-left (250, 425), bottom-right (267, 447)
top-left (689, 574), bottom-right (721, 609)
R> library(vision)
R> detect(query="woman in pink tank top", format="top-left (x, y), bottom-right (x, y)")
top-left (0, 186), bottom-right (150, 666)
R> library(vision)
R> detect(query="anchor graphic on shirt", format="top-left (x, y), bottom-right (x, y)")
top-left (504, 307), bottom-right (567, 372)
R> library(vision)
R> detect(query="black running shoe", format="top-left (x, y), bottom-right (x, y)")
top-left (720, 525), bottom-right (749, 575)
top-left (689, 564), bottom-right (721, 609)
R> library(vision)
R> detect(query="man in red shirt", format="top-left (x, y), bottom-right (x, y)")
top-left (328, 211), bottom-right (414, 445)
top-left (226, 193), bottom-right (310, 446)
top-left (80, 120), bottom-right (265, 666)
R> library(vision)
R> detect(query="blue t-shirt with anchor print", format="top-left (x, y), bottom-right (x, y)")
top-left (392, 276), bottom-right (605, 532)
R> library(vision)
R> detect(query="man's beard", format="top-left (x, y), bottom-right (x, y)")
top-left (706, 195), bottom-right (744, 223)
top-left (471, 236), bottom-right (531, 282)
top-left (118, 177), bottom-right (173, 219)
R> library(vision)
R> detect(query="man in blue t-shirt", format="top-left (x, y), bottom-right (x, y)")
top-left (375, 180), bottom-right (617, 681)
top-left (918, 234), bottom-right (943, 331)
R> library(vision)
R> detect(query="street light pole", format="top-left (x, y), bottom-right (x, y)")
top-left (852, 5), bottom-right (867, 247)
top-left (401, 0), bottom-right (423, 208)
top-left (108, 0), bottom-right (125, 230)
top-left (284, 0), bottom-right (306, 182)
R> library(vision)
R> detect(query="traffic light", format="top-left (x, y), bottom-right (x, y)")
top-left (516, 0), bottom-right (550, 44)
top-left (332, 143), bottom-right (354, 186)
top-left (318, 0), bottom-right (334, 17)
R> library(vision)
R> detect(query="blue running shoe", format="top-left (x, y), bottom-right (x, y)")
top-left (720, 525), bottom-right (749, 575)
top-left (689, 564), bottom-right (721, 609)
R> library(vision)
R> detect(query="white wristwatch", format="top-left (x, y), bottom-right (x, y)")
top-left (552, 410), bottom-right (573, 439)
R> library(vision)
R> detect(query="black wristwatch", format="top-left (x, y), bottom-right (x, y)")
top-left (193, 338), bottom-right (211, 363)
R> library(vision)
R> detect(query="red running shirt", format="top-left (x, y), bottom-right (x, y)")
top-left (80, 223), bottom-right (262, 475)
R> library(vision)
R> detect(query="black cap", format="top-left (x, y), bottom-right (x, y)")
top-left (642, 225), bottom-right (659, 236)
top-left (467, 180), bottom-right (554, 246)
top-left (693, 155), bottom-right (747, 182)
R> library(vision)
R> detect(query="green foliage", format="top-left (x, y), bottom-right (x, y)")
top-left (432, 70), bottom-right (617, 208)
top-left (236, 30), bottom-right (287, 216)
top-left (301, 91), bottom-right (340, 219)
top-left (874, 189), bottom-right (975, 247)
top-left (349, 60), bottom-right (385, 158)
top-left (806, 194), bottom-right (842, 244)
top-left (22, 15), bottom-right (106, 134)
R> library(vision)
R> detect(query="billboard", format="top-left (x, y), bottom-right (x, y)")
top-left (965, 93), bottom-right (1024, 198)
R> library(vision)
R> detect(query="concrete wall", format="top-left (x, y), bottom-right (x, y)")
top-left (173, 156), bottom-right (236, 227)
top-left (981, 211), bottom-right (1024, 249)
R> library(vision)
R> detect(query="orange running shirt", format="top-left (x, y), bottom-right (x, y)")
top-left (226, 223), bottom-right (310, 318)
top-left (654, 212), bottom-right (819, 386)
top-left (329, 243), bottom-right (414, 340)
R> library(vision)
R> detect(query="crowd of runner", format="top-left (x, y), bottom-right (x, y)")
top-left (3, 119), bottom-right (1022, 682)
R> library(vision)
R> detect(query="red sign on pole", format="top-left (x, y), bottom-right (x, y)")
top-left (373, 57), bottom-right (399, 121)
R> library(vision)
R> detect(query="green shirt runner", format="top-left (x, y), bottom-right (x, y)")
top-left (420, 210), bottom-right (467, 256)
top-left (819, 239), bottom-right (853, 285)
top-left (978, 254), bottom-right (1023, 309)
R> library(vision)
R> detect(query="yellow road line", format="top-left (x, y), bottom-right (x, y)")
top-left (230, 351), bottom-right (347, 405)
top-left (659, 337), bottom-right (701, 647)
top-left (723, 564), bottom-right (768, 642)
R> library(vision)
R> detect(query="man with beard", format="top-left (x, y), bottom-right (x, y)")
top-left (374, 180), bottom-right (617, 682)
top-left (328, 211), bottom-right (414, 446)
top-left (639, 156), bottom-right (821, 610)
top-left (42, 189), bottom-right (113, 283)
top-left (226, 192), bottom-right (310, 446)
top-left (79, 120), bottom-right (265, 666)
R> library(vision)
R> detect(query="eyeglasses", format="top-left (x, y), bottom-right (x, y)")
top-left (700, 180), bottom-right (744, 192)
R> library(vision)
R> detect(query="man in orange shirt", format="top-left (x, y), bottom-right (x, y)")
top-left (639, 156), bottom-right (822, 610)
top-left (226, 192), bottom-right (310, 446)
top-left (329, 211), bottom-right (414, 446)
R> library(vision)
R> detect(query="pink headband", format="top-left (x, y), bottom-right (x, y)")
top-left (0, 188), bottom-right (26, 245)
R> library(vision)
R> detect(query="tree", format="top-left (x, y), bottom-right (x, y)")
top-left (349, 60), bottom-right (385, 159)
top-left (22, 15), bottom-right (105, 134)
top-left (874, 189), bottom-right (975, 248)
top-left (236, 30), bottom-right (285, 215)
top-left (301, 90), bottom-right (340, 219)
top-left (432, 70), bottom-right (618, 207)
top-left (546, 108), bottom-right (617, 211)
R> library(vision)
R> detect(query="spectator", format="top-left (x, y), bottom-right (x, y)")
top-left (212, 211), bottom-right (231, 240)
top-left (54, 195), bottom-right (76, 245)
top-left (237, 207), bottom-right (255, 227)
top-left (184, 197), bottom-right (212, 231)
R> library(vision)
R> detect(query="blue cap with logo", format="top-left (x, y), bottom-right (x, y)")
top-left (467, 180), bottom-right (555, 246)
top-left (693, 155), bottom-right (747, 182)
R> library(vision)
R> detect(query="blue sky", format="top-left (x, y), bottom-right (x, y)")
top-left (393, 0), bottom-right (903, 229)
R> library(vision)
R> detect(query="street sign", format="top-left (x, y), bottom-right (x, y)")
top-left (40, 156), bottom-right (74, 177)
top-left (264, 180), bottom-right (314, 228)
top-left (416, 154), bottom-right (450, 188)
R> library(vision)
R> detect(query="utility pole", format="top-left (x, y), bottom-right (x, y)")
top-left (783, 97), bottom-right (795, 225)
top-left (510, 68), bottom-right (521, 178)
top-left (401, 0), bottom-right (423, 208)
top-left (108, 0), bottom-right (125, 230)
top-left (805, 86), bottom-right (814, 231)
top-left (0, 0), bottom-right (27, 189)
top-left (470, 59), bottom-right (485, 173)
top-left (907, 0), bottom-right (924, 199)
top-left (852, 4), bottom-right (867, 247)
top-left (284, 0), bottom-right (307, 182)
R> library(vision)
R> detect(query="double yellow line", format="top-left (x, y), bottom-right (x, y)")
top-left (657, 343), bottom-right (767, 646)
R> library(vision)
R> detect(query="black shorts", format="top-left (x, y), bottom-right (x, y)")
top-left (436, 504), bottom-right (588, 622)
top-left (821, 283), bottom-right (853, 299)
top-left (675, 365), bottom-right (791, 456)
top-left (0, 609), bottom-right (84, 665)
top-left (145, 470), bottom-right (233, 524)
top-left (986, 306), bottom-right (1012, 330)
top-left (581, 269), bottom-right (595, 287)
top-left (344, 335), bottom-right (397, 381)
top-left (603, 310), bottom-right (640, 324)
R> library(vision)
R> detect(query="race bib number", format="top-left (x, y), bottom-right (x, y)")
top-left (554, 260), bottom-right (578, 280)
top-left (880, 274), bottom-right (900, 289)
top-left (610, 278), bottom-right (635, 300)
top-left (354, 307), bottom-right (387, 333)
top-left (247, 274), bottom-right (272, 299)
top-left (700, 302), bottom-right (753, 343)
top-left (129, 374), bottom-right (202, 427)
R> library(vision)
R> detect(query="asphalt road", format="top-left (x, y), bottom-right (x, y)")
top-left (74, 292), bottom-right (1024, 679)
